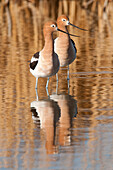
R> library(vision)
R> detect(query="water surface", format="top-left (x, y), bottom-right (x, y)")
top-left (0, 1), bottom-right (113, 169)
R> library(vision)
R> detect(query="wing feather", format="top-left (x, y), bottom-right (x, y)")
top-left (30, 52), bottom-right (39, 70)
top-left (71, 39), bottom-right (77, 53)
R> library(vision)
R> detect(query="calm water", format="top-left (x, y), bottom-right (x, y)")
top-left (0, 1), bottom-right (113, 170)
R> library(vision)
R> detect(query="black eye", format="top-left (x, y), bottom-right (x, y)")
top-left (51, 24), bottom-right (55, 27)
top-left (62, 19), bottom-right (66, 21)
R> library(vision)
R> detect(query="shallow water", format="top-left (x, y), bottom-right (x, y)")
top-left (0, 1), bottom-right (113, 170)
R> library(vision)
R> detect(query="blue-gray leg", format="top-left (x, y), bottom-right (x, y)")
top-left (56, 73), bottom-right (58, 94)
top-left (56, 73), bottom-right (58, 81)
top-left (56, 78), bottom-right (58, 94)
top-left (46, 77), bottom-right (50, 97)
top-left (68, 79), bottom-right (70, 94)
top-left (35, 88), bottom-right (39, 101)
top-left (67, 65), bottom-right (70, 80)
top-left (67, 65), bottom-right (70, 93)
top-left (35, 77), bottom-right (38, 89)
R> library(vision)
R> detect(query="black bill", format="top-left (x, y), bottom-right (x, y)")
top-left (68, 22), bottom-right (88, 31)
top-left (57, 28), bottom-right (80, 37)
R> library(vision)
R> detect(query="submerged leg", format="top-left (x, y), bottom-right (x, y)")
top-left (67, 65), bottom-right (70, 80)
top-left (46, 77), bottom-right (50, 97)
top-left (35, 77), bottom-right (38, 89)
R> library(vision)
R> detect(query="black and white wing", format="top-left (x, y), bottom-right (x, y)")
top-left (30, 52), bottom-right (40, 70)
top-left (71, 39), bottom-right (77, 53)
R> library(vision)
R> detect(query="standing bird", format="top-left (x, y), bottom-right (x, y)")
top-left (55, 15), bottom-right (87, 80)
top-left (30, 21), bottom-right (59, 95)
top-left (30, 21), bottom-right (78, 96)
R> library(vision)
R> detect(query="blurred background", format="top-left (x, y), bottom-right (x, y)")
top-left (0, 0), bottom-right (113, 169)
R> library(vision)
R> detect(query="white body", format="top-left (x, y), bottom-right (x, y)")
top-left (30, 51), bottom-right (59, 78)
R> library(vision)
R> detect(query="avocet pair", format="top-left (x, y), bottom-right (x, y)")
top-left (30, 15), bottom-right (87, 91)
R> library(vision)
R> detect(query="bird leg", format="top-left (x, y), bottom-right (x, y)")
top-left (68, 79), bottom-right (70, 95)
top-left (56, 73), bottom-right (58, 94)
top-left (35, 77), bottom-right (38, 89)
top-left (56, 79), bottom-right (58, 94)
top-left (67, 65), bottom-right (70, 80)
top-left (46, 77), bottom-right (50, 97)
top-left (56, 73), bottom-right (58, 81)
top-left (35, 88), bottom-right (39, 101)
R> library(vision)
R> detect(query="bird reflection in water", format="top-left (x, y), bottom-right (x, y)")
top-left (31, 99), bottom-right (60, 154)
top-left (50, 94), bottom-right (77, 146)
top-left (31, 89), bottom-right (77, 154)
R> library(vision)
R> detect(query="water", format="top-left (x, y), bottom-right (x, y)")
top-left (0, 1), bottom-right (113, 169)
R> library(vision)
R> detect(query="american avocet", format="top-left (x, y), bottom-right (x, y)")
top-left (30, 21), bottom-right (78, 95)
top-left (55, 15), bottom-right (87, 80)
top-left (30, 21), bottom-right (59, 95)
